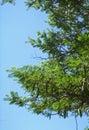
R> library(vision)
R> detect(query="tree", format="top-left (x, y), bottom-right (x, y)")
top-left (3, 0), bottom-right (89, 119)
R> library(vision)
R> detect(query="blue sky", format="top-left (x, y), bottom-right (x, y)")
top-left (0, 1), bottom-right (88, 130)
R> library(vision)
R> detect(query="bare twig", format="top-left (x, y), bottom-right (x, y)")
top-left (33, 56), bottom-right (49, 60)
top-left (75, 115), bottom-right (78, 130)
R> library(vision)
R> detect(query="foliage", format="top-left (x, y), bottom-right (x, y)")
top-left (84, 126), bottom-right (89, 130)
top-left (3, 0), bottom-right (89, 118)
top-left (0, 0), bottom-right (15, 5)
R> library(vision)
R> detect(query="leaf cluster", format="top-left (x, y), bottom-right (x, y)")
top-left (3, 0), bottom-right (89, 118)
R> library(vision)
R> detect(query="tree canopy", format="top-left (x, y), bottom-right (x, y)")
top-left (3, 0), bottom-right (89, 118)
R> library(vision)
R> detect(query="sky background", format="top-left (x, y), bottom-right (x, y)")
top-left (0, 1), bottom-right (89, 130)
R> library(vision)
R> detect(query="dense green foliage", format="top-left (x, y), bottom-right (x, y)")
top-left (3, 0), bottom-right (89, 118)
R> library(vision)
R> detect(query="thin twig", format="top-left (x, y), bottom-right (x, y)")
top-left (75, 115), bottom-right (78, 130)
top-left (33, 56), bottom-right (49, 60)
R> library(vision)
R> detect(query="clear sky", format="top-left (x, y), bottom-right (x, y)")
top-left (0, 1), bottom-right (88, 130)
